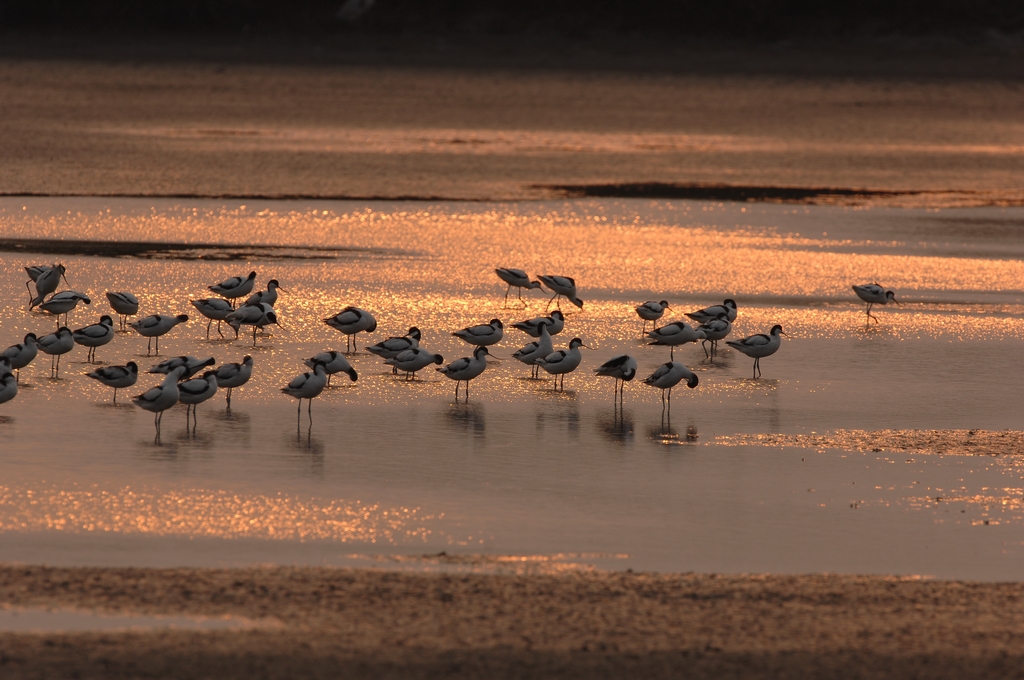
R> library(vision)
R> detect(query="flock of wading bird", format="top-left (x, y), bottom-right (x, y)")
top-left (0, 264), bottom-right (901, 433)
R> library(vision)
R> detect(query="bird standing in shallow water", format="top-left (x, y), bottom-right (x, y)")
top-left (385, 348), bottom-right (444, 380)
top-left (243, 279), bottom-right (284, 308)
top-left (538, 275), bottom-right (584, 310)
top-left (647, 322), bottom-right (706, 359)
top-left (594, 354), bottom-right (637, 404)
top-left (87, 362), bottom-right (138, 404)
top-left (131, 314), bottom-right (189, 355)
top-left (106, 292), bottom-right (139, 331)
top-left (512, 321), bottom-right (553, 379)
top-left (149, 356), bottom-right (215, 379)
top-left (686, 299), bottom-right (738, 324)
top-left (696, 313), bottom-right (732, 360)
top-left (133, 365), bottom-right (187, 436)
top-left (367, 327), bottom-right (421, 373)
top-left (225, 303), bottom-right (280, 347)
top-left (72, 315), bottom-right (115, 363)
top-left (438, 346), bottom-right (492, 401)
top-left (643, 361), bottom-right (699, 406)
top-left (28, 264), bottom-right (69, 309)
top-left (178, 371), bottom-right (219, 432)
top-left (215, 355), bottom-right (253, 406)
top-left (282, 362), bottom-right (329, 425)
top-left (37, 327), bottom-right (74, 378)
top-left (191, 298), bottom-right (235, 339)
top-left (535, 337), bottom-right (589, 391)
top-left (38, 291), bottom-right (91, 327)
top-left (2, 333), bottom-right (38, 384)
top-left (453, 319), bottom-right (504, 347)
top-left (304, 351), bottom-right (357, 386)
top-left (324, 307), bottom-right (377, 353)
top-left (208, 271), bottom-right (257, 307)
top-left (852, 283), bottom-right (899, 324)
top-left (0, 370), bottom-right (17, 406)
top-left (636, 300), bottom-right (670, 336)
top-left (512, 310), bottom-right (564, 338)
top-left (495, 268), bottom-right (541, 307)
top-left (726, 325), bottom-right (787, 379)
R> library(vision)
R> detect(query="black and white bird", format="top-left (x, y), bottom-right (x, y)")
top-left (635, 300), bottom-right (670, 335)
top-left (643, 361), bottom-right (699, 403)
top-left (72, 315), bottom-right (115, 363)
top-left (178, 371), bottom-right (219, 430)
top-left (304, 351), bottom-right (358, 386)
top-left (38, 291), bottom-right (91, 327)
top-left (243, 279), bottom-right (284, 308)
top-left (37, 327), bottom-right (74, 378)
top-left (25, 265), bottom-right (51, 304)
top-left (105, 292), bottom-right (139, 331)
top-left (132, 365), bottom-right (187, 434)
top-left (647, 321), bottom-right (706, 358)
top-left (726, 325), bottom-right (787, 379)
top-left (131, 314), bottom-right (189, 355)
top-left (538, 275), bottom-right (584, 310)
top-left (225, 303), bottom-right (280, 347)
top-left (594, 354), bottom-right (638, 401)
top-left (1, 333), bottom-right (38, 383)
top-left (852, 283), bottom-right (899, 324)
top-left (0, 370), bottom-right (17, 406)
top-left (324, 307), bottom-right (377, 352)
top-left (437, 346), bottom-right (491, 401)
top-left (28, 264), bottom-right (68, 309)
top-left (495, 268), bottom-right (541, 307)
top-left (208, 271), bottom-right (257, 306)
top-left (512, 310), bottom-right (564, 338)
top-left (86, 362), bottom-right (139, 404)
top-left (366, 327), bottom-right (422, 370)
top-left (696, 313), bottom-right (732, 359)
top-left (191, 298), bottom-right (235, 338)
top-left (384, 347), bottom-right (444, 380)
top-left (214, 355), bottom-right (253, 406)
top-left (686, 299), bottom-right (738, 324)
top-left (512, 321), bottom-right (553, 379)
top-left (535, 337), bottom-right (589, 391)
top-left (452, 318), bottom-right (503, 346)
top-left (149, 355), bottom-right (215, 379)
top-left (282, 362), bottom-right (329, 423)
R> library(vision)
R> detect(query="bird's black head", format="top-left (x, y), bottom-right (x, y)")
top-left (176, 314), bottom-right (190, 323)
top-left (687, 374), bottom-right (699, 389)
top-left (724, 299), bottom-right (737, 308)
top-left (247, 271), bottom-right (257, 280)
top-left (490, 318), bottom-right (503, 328)
top-left (243, 355), bottom-right (253, 364)
top-left (551, 310), bottom-right (564, 320)
top-left (127, 361), bottom-right (138, 371)
top-left (24, 332), bottom-right (37, 342)
top-left (408, 327), bottom-right (421, 340)
top-left (433, 354), bottom-right (445, 364)
top-left (100, 315), bottom-right (113, 325)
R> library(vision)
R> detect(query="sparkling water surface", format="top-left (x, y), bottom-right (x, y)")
top-left (0, 198), bottom-right (1022, 579)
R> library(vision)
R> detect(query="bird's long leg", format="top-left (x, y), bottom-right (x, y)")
top-left (25, 280), bottom-right (33, 305)
top-left (466, 381), bottom-right (470, 402)
top-left (15, 369), bottom-right (20, 384)
top-left (205, 319), bottom-right (212, 339)
top-left (503, 285), bottom-right (511, 308)
top-left (155, 337), bottom-right (160, 354)
top-left (546, 292), bottom-right (558, 310)
top-left (216, 320), bottom-right (224, 338)
top-left (252, 326), bottom-right (258, 347)
top-left (670, 345), bottom-right (675, 360)
top-left (226, 387), bottom-right (232, 406)
top-left (701, 340), bottom-right (710, 358)
top-left (55, 354), bottom-right (61, 378)
top-left (641, 320), bottom-right (647, 337)
top-left (353, 337), bottom-right (358, 352)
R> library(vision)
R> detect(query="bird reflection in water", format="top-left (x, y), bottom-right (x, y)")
top-left (650, 410), bottom-right (699, 446)
top-left (535, 401), bottom-right (580, 438)
top-left (445, 401), bottom-right (486, 438)
top-left (289, 428), bottom-right (326, 476)
top-left (597, 407), bottom-right (634, 444)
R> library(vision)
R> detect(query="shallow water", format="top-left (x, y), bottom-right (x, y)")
top-left (0, 198), bottom-right (1022, 580)
top-left (0, 605), bottom-right (274, 632)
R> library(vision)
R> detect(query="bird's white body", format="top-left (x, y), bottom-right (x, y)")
top-left (191, 298), bottom-right (234, 320)
top-left (215, 356), bottom-right (253, 388)
top-left (643, 361), bottom-right (699, 400)
top-left (594, 354), bottom-right (638, 382)
top-left (696, 314), bottom-right (732, 358)
top-left (495, 268), bottom-right (541, 306)
top-left (453, 319), bottom-right (504, 346)
top-left (647, 321), bottom-right (706, 357)
top-left (366, 327), bottom-right (421, 359)
top-left (538, 275), bottom-right (584, 309)
top-left (325, 307), bottom-right (377, 352)
top-left (0, 371), bottom-right (17, 405)
top-left (726, 325), bottom-right (786, 379)
top-left (852, 283), bottom-right (894, 305)
top-left (243, 279), bottom-right (282, 308)
top-left (131, 314), bottom-right (189, 354)
top-left (37, 328), bottom-right (75, 357)
top-left (133, 366), bottom-right (187, 431)
top-left (304, 351), bottom-right (358, 382)
top-left (437, 346), bottom-right (491, 399)
top-left (226, 303), bottom-right (279, 346)
top-left (512, 310), bottom-right (564, 338)
top-left (149, 355), bottom-right (215, 379)
top-left (73, 315), bottom-right (115, 362)
top-left (536, 338), bottom-right (588, 390)
top-left (209, 271), bottom-right (257, 300)
top-left (686, 299), bottom-right (738, 324)
top-left (385, 348), bottom-right (444, 378)
top-left (87, 362), bottom-right (138, 403)
top-left (2, 333), bottom-right (38, 371)
top-left (282, 363), bottom-right (329, 401)
top-left (106, 291), bottom-right (139, 316)
top-left (30, 264), bottom-right (68, 306)
top-left (178, 372), bottom-right (219, 405)
top-left (38, 291), bottom-right (91, 319)
top-left (636, 300), bottom-right (669, 322)
top-left (512, 322), bottom-right (553, 377)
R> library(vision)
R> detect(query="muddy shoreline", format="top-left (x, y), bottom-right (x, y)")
top-left (2, 564), bottom-right (1024, 678)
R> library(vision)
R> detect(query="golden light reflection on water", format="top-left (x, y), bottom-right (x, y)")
top-left (0, 485), bottom-right (438, 544)
top-left (714, 429), bottom-right (1024, 455)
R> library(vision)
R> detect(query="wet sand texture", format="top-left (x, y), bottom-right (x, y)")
top-left (2, 58), bottom-right (1024, 204)
top-left (3, 565), bottom-right (1024, 679)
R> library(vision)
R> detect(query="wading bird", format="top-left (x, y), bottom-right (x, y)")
top-left (131, 314), bottom-right (189, 355)
top-left (647, 321), bottom-right (706, 359)
top-left (495, 268), bottom-right (541, 307)
top-left (215, 355), bottom-right (253, 406)
top-left (208, 271), bottom-right (257, 306)
top-left (324, 307), bottom-right (377, 352)
top-left (105, 292), bottom-right (139, 331)
top-left (594, 354), bottom-right (638, 403)
top-left (86, 362), bottom-right (138, 404)
top-left (635, 300), bottom-right (670, 335)
top-left (535, 337), bottom-right (589, 391)
top-left (726, 325), bottom-right (787, 379)
top-left (538, 275), bottom-right (584, 310)
top-left (852, 283), bottom-right (899, 324)
top-left (438, 346), bottom-right (491, 401)
top-left (132, 365), bottom-right (187, 435)
top-left (686, 299), bottom-right (738, 324)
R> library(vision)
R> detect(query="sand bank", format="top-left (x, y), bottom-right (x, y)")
top-left (2, 563), bottom-right (1024, 678)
